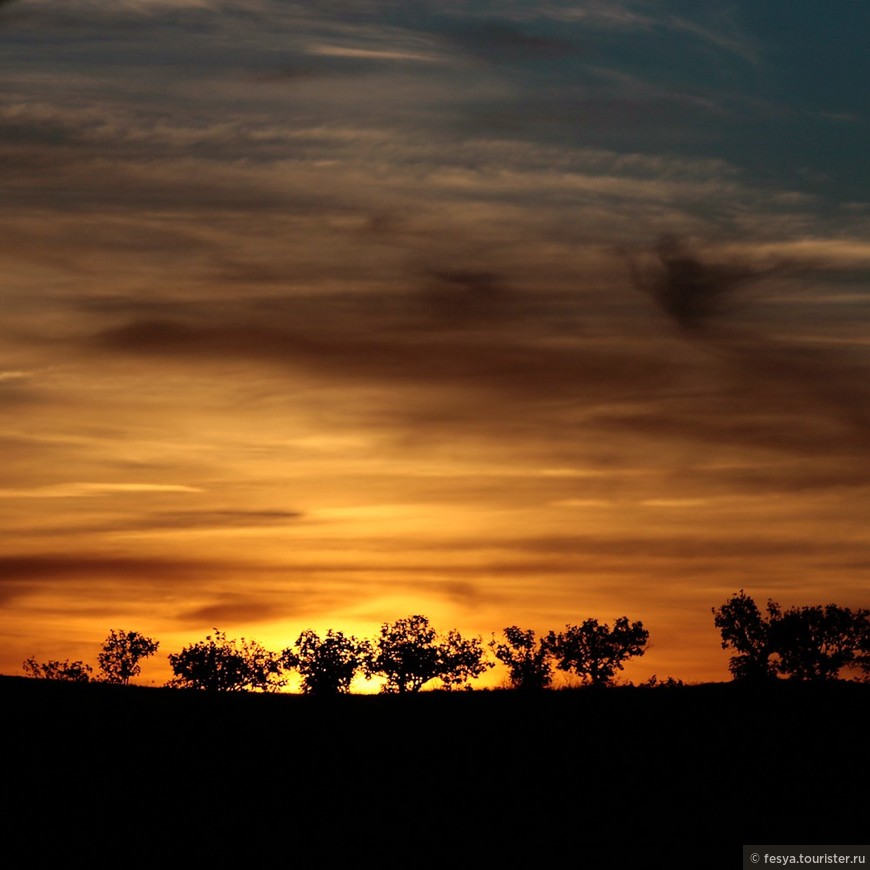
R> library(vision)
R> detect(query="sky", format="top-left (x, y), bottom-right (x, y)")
top-left (1, 0), bottom-right (869, 687)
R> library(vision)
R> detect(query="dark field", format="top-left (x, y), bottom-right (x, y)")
top-left (6, 676), bottom-right (866, 857)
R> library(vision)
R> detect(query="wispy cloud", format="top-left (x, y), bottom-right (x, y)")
top-left (306, 44), bottom-right (444, 64)
top-left (0, 483), bottom-right (203, 498)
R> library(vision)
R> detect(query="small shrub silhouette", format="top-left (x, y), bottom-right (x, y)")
top-left (22, 657), bottom-right (93, 682)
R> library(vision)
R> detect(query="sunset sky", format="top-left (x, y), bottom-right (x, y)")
top-left (2, 0), bottom-right (869, 687)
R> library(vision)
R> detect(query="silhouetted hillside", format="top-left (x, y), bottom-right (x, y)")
top-left (6, 676), bottom-right (866, 857)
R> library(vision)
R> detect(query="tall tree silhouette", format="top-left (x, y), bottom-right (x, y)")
top-left (712, 590), bottom-right (780, 682)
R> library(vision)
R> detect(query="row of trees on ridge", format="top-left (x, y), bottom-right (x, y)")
top-left (22, 615), bottom-right (650, 695)
top-left (20, 593), bottom-right (870, 694)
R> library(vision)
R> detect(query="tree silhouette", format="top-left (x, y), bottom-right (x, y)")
top-left (714, 591), bottom-right (870, 682)
top-left (712, 590), bottom-right (780, 682)
top-left (772, 604), bottom-right (869, 681)
top-left (436, 628), bottom-right (492, 690)
top-left (490, 626), bottom-right (552, 690)
top-left (364, 615), bottom-right (491, 693)
top-left (548, 617), bottom-right (649, 687)
top-left (283, 629), bottom-right (369, 696)
top-left (858, 621), bottom-right (870, 682)
top-left (167, 629), bottom-right (284, 692)
top-left (97, 629), bottom-right (159, 685)
top-left (22, 657), bottom-right (93, 682)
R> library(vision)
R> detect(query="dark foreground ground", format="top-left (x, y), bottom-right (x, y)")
top-left (4, 676), bottom-right (867, 859)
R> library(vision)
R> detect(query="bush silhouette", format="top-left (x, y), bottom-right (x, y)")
top-left (22, 657), bottom-right (93, 682)
top-left (639, 674), bottom-right (684, 688)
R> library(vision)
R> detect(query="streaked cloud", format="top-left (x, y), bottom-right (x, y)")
top-left (306, 44), bottom-right (445, 64)
top-left (0, 483), bottom-right (204, 498)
